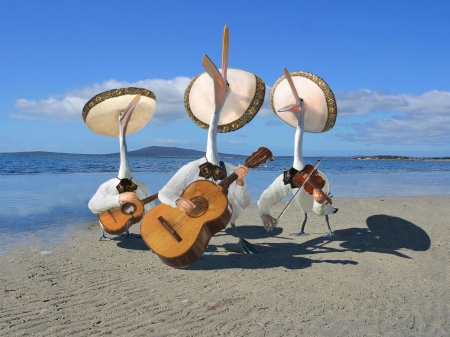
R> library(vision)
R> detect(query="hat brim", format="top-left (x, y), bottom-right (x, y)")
top-left (185, 68), bottom-right (265, 133)
top-left (270, 71), bottom-right (337, 132)
top-left (82, 87), bottom-right (156, 136)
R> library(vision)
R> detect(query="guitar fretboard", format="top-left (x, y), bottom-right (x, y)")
top-left (218, 172), bottom-right (239, 191)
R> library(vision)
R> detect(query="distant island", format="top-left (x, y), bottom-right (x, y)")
top-left (0, 146), bottom-right (244, 158)
top-left (0, 147), bottom-right (448, 160)
top-left (354, 155), bottom-right (450, 161)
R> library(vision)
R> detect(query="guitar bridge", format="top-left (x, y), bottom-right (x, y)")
top-left (157, 216), bottom-right (182, 242)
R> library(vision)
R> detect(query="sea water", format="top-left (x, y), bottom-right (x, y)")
top-left (1, 155), bottom-right (449, 252)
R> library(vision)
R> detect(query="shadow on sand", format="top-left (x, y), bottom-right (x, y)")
top-left (113, 234), bottom-right (150, 251)
top-left (112, 213), bottom-right (431, 270)
top-left (187, 213), bottom-right (431, 270)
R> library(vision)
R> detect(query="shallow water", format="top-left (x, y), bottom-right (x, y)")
top-left (1, 155), bottom-right (449, 253)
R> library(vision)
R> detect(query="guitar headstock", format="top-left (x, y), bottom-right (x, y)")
top-left (244, 147), bottom-right (274, 169)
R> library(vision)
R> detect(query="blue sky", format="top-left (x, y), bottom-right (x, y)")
top-left (1, 0), bottom-right (449, 157)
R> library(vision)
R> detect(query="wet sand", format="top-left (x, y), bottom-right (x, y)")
top-left (1, 196), bottom-right (449, 336)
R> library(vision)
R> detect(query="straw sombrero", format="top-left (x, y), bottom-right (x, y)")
top-left (185, 68), bottom-right (265, 133)
top-left (270, 71), bottom-right (337, 132)
top-left (82, 87), bottom-right (156, 136)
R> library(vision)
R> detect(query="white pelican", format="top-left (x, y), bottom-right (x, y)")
top-left (85, 93), bottom-right (156, 241)
top-left (258, 68), bottom-right (338, 237)
top-left (202, 45), bottom-right (254, 253)
top-left (158, 25), bottom-right (266, 253)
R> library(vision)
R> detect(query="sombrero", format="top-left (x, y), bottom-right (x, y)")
top-left (82, 87), bottom-right (156, 136)
top-left (185, 68), bottom-right (265, 133)
top-left (270, 71), bottom-right (337, 132)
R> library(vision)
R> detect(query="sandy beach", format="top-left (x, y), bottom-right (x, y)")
top-left (1, 195), bottom-right (449, 336)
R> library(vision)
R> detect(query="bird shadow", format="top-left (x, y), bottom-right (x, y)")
top-left (187, 223), bottom-right (352, 270)
top-left (186, 213), bottom-right (430, 270)
top-left (110, 213), bottom-right (431, 270)
top-left (336, 214), bottom-right (431, 257)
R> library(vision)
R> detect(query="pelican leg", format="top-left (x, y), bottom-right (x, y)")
top-left (99, 230), bottom-right (111, 241)
top-left (231, 223), bottom-right (257, 254)
top-left (290, 213), bottom-right (310, 236)
top-left (322, 215), bottom-right (334, 237)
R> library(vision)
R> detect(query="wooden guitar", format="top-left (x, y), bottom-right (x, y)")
top-left (140, 147), bottom-right (273, 268)
top-left (99, 193), bottom-right (159, 235)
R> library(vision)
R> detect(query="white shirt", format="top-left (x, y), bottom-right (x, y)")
top-left (257, 172), bottom-right (335, 218)
top-left (88, 177), bottom-right (155, 215)
top-left (158, 157), bottom-right (251, 223)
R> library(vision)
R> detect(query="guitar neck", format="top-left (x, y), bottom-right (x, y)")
top-left (141, 193), bottom-right (159, 205)
top-left (218, 172), bottom-right (240, 190)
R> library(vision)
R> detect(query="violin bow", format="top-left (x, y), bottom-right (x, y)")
top-left (274, 160), bottom-right (321, 226)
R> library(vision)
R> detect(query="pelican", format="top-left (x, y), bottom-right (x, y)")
top-left (202, 35), bottom-right (256, 253)
top-left (258, 68), bottom-right (337, 237)
top-left (158, 25), bottom-right (260, 254)
top-left (88, 95), bottom-right (155, 241)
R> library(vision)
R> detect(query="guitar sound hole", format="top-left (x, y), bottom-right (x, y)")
top-left (187, 196), bottom-right (208, 218)
top-left (121, 203), bottom-right (136, 215)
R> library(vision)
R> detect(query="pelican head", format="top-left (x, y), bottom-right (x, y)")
top-left (119, 95), bottom-right (141, 137)
top-left (278, 67), bottom-right (304, 125)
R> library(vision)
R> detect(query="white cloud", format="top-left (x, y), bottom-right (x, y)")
top-left (10, 79), bottom-right (275, 122)
top-left (336, 89), bottom-right (450, 116)
top-left (11, 77), bottom-right (192, 123)
top-left (10, 79), bottom-right (450, 146)
top-left (335, 89), bottom-right (450, 145)
top-left (337, 114), bottom-right (450, 145)
top-left (255, 85), bottom-right (276, 117)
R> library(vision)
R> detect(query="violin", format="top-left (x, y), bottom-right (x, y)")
top-left (293, 161), bottom-right (333, 205)
top-left (274, 160), bottom-right (333, 227)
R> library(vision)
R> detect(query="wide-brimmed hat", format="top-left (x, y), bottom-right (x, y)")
top-left (82, 87), bottom-right (156, 136)
top-left (185, 68), bottom-right (265, 133)
top-left (270, 71), bottom-right (337, 132)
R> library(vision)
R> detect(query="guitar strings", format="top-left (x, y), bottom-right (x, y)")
top-left (162, 167), bottom-right (253, 232)
top-left (169, 171), bottom-right (244, 231)
top-left (170, 185), bottom-right (224, 231)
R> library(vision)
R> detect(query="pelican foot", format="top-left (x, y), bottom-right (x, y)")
top-left (322, 231), bottom-right (334, 237)
top-left (289, 231), bottom-right (310, 237)
top-left (236, 238), bottom-right (257, 254)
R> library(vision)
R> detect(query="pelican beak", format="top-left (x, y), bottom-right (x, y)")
top-left (278, 100), bottom-right (303, 113)
top-left (278, 67), bottom-right (303, 118)
top-left (222, 24), bottom-right (229, 84)
top-left (202, 55), bottom-right (228, 113)
top-left (120, 95), bottom-right (141, 135)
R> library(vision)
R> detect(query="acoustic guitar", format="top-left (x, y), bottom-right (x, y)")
top-left (140, 147), bottom-right (273, 268)
top-left (99, 193), bottom-right (158, 235)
